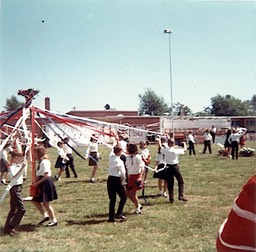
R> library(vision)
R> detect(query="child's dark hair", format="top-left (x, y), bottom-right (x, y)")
top-left (126, 143), bottom-right (138, 155)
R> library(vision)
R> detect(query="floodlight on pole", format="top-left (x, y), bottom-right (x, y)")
top-left (164, 28), bottom-right (174, 139)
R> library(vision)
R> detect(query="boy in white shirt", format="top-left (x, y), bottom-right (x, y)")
top-left (4, 151), bottom-right (26, 236)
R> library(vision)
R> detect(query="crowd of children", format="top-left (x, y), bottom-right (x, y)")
top-left (0, 126), bottom-right (251, 236)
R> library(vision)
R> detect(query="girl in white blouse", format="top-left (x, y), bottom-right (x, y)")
top-left (125, 143), bottom-right (145, 214)
top-left (86, 134), bottom-right (99, 183)
top-left (31, 146), bottom-right (58, 227)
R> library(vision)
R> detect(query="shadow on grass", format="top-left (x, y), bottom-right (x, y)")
top-left (0, 223), bottom-right (38, 236)
top-left (61, 178), bottom-right (108, 185)
top-left (65, 211), bottom-right (135, 225)
top-left (66, 219), bottom-right (107, 225)
top-left (65, 212), bottom-right (108, 226)
top-left (19, 223), bottom-right (38, 232)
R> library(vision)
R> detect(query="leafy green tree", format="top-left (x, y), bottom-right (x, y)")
top-left (4, 95), bottom-right (24, 111)
top-left (174, 102), bottom-right (192, 116)
top-left (138, 88), bottom-right (170, 116)
top-left (210, 94), bottom-right (250, 116)
top-left (250, 94), bottom-right (256, 115)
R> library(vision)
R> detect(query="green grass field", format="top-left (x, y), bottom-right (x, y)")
top-left (1, 141), bottom-right (255, 252)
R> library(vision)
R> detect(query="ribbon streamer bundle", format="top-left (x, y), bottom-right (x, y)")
top-left (0, 94), bottom-right (163, 202)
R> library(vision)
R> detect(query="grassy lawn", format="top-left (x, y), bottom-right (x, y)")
top-left (0, 141), bottom-right (255, 252)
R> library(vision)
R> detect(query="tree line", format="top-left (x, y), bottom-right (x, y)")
top-left (138, 88), bottom-right (256, 116)
top-left (3, 91), bottom-right (256, 117)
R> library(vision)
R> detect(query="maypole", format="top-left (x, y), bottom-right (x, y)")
top-left (30, 105), bottom-right (36, 182)
top-left (0, 89), bottom-right (39, 202)
top-left (17, 89), bottom-right (39, 191)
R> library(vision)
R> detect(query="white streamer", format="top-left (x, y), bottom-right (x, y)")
top-left (0, 107), bottom-right (31, 203)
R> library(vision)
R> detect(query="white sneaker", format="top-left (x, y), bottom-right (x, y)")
top-left (38, 216), bottom-right (49, 224)
top-left (1, 179), bottom-right (7, 185)
top-left (135, 204), bottom-right (143, 214)
top-left (163, 192), bottom-right (167, 198)
top-left (157, 191), bottom-right (163, 196)
top-left (135, 209), bottom-right (141, 214)
top-left (90, 178), bottom-right (95, 183)
top-left (47, 221), bottom-right (58, 227)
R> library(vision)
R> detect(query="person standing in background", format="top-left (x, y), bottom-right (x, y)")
top-left (224, 129), bottom-right (232, 157)
top-left (210, 125), bottom-right (217, 144)
top-left (86, 134), bottom-right (99, 183)
top-left (228, 129), bottom-right (241, 160)
top-left (239, 131), bottom-right (246, 149)
top-left (203, 129), bottom-right (212, 154)
top-left (139, 141), bottom-right (151, 184)
top-left (187, 131), bottom-right (196, 156)
top-left (154, 137), bottom-right (168, 198)
top-left (54, 141), bottom-right (69, 181)
top-left (63, 137), bottom-right (78, 178)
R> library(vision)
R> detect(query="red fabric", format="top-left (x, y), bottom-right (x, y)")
top-left (35, 106), bottom-right (117, 139)
top-left (127, 174), bottom-right (143, 192)
top-left (216, 175), bottom-right (256, 252)
top-left (236, 175), bottom-right (256, 213)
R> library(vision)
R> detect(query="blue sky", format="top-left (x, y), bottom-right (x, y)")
top-left (1, 0), bottom-right (255, 113)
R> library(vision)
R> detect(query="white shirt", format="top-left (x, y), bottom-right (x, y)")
top-left (119, 140), bottom-right (127, 152)
top-left (155, 153), bottom-right (165, 164)
top-left (64, 143), bottom-right (73, 154)
top-left (140, 148), bottom-right (150, 162)
top-left (160, 146), bottom-right (185, 165)
top-left (188, 134), bottom-right (195, 143)
top-left (0, 149), bottom-right (8, 161)
top-left (9, 163), bottom-right (23, 185)
top-left (125, 154), bottom-right (145, 175)
top-left (87, 142), bottom-right (98, 153)
top-left (228, 133), bottom-right (241, 143)
top-left (203, 133), bottom-right (212, 141)
top-left (36, 159), bottom-right (52, 177)
top-left (57, 147), bottom-right (67, 159)
top-left (108, 153), bottom-right (126, 178)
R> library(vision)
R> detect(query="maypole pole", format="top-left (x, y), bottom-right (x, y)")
top-left (17, 89), bottom-right (39, 188)
top-left (30, 105), bottom-right (36, 182)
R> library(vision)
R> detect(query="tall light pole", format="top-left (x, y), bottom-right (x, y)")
top-left (164, 28), bottom-right (174, 139)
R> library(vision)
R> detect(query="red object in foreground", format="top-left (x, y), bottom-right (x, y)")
top-left (216, 175), bottom-right (256, 252)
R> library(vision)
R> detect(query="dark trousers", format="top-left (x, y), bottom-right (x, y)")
top-left (166, 164), bottom-right (185, 200)
top-left (188, 141), bottom-right (196, 155)
top-left (107, 176), bottom-right (127, 221)
top-left (211, 133), bottom-right (216, 143)
top-left (4, 185), bottom-right (26, 232)
top-left (203, 140), bottom-right (212, 154)
top-left (231, 141), bottom-right (239, 160)
top-left (65, 154), bottom-right (77, 177)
